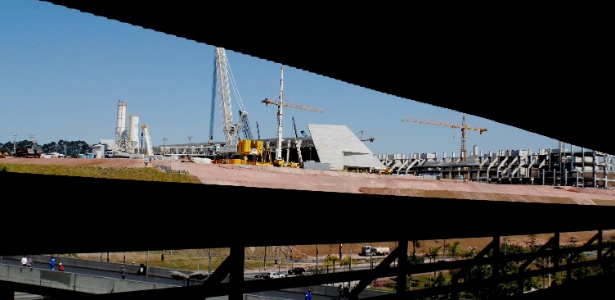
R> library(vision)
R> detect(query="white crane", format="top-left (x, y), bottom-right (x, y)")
top-left (141, 124), bottom-right (153, 156)
top-left (211, 47), bottom-right (253, 154)
top-left (292, 117), bottom-right (303, 166)
top-left (262, 66), bottom-right (323, 166)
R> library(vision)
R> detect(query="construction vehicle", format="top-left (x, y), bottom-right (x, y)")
top-left (262, 66), bottom-right (323, 167)
top-left (402, 113), bottom-right (487, 161)
top-left (372, 167), bottom-right (393, 175)
top-left (208, 47), bottom-right (260, 163)
top-left (14, 146), bottom-right (43, 158)
top-left (359, 245), bottom-right (390, 256)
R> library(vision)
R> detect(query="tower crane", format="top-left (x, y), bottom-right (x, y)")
top-left (402, 113), bottom-right (488, 161)
top-left (261, 66), bottom-right (323, 166)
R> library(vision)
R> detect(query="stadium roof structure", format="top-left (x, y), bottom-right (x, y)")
top-left (308, 124), bottom-right (385, 171)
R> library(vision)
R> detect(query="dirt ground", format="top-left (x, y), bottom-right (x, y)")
top-left (5, 156), bottom-right (615, 259)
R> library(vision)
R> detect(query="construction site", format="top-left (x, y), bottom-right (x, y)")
top-left (94, 47), bottom-right (615, 189)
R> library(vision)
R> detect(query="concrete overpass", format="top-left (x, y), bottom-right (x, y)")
top-left (0, 263), bottom-right (175, 299)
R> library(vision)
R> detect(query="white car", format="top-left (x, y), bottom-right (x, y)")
top-left (265, 272), bottom-right (286, 279)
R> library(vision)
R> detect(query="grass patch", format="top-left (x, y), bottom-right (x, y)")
top-left (0, 163), bottom-right (201, 184)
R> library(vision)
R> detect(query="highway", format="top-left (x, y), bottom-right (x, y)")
top-left (0, 258), bottom-right (343, 300)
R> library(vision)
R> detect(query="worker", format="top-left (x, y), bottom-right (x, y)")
top-left (58, 263), bottom-right (65, 272)
top-left (305, 288), bottom-right (312, 300)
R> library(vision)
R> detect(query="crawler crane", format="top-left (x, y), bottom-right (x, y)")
top-left (402, 113), bottom-right (487, 161)
top-left (209, 47), bottom-right (258, 163)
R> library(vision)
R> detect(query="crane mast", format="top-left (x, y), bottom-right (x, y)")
top-left (275, 67), bottom-right (284, 162)
top-left (402, 113), bottom-right (488, 161)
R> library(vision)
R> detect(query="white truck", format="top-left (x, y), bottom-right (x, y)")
top-left (359, 245), bottom-right (390, 256)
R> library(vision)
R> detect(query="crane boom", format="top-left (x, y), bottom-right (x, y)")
top-left (262, 98), bottom-right (324, 113)
top-left (292, 117), bottom-right (303, 165)
top-left (212, 46), bottom-right (253, 154)
top-left (214, 47), bottom-right (237, 150)
top-left (141, 124), bottom-right (153, 156)
top-left (402, 113), bottom-right (487, 161)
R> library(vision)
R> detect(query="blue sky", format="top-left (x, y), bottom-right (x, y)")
top-left (0, 1), bottom-right (562, 156)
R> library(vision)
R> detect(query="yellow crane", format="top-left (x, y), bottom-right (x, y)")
top-left (402, 113), bottom-right (487, 161)
top-left (262, 66), bottom-right (323, 166)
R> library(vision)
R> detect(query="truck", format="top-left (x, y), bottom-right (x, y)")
top-left (14, 146), bottom-right (43, 158)
top-left (359, 245), bottom-right (390, 256)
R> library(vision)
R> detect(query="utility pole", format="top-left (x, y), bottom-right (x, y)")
top-left (12, 133), bottom-right (17, 155)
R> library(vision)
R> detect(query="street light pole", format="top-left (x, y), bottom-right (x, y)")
top-left (188, 135), bottom-right (193, 160)
top-left (315, 244), bottom-right (319, 269)
top-left (208, 248), bottom-right (212, 274)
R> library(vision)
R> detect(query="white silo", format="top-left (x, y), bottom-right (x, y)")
top-left (128, 115), bottom-right (140, 152)
top-left (116, 100), bottom-right (128, 142)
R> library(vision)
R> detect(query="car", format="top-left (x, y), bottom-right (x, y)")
top-left (254, 271), bottom-right (286, 279)
top-left (266, 272), bottom-right (286, 279)
top-left (287, 267), bottom-right (306, 275)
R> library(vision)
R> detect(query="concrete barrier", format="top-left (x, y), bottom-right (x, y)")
top-left (0, 264), bottom-right (175, 295)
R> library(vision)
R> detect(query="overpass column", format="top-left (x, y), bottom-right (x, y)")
top-left (229, 244), bottom-right (245, 300)
top-left (395, 240), bottom-right (408, 295)
top-left (0, 286), bottom-right (14, 300)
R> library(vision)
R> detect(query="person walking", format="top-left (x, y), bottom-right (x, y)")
top-left (121, 265), bottom-right (127, 279)
top-left (305, 288), bottom-right (312, 300)
top-left (49, 256), bottom-right (56, 270)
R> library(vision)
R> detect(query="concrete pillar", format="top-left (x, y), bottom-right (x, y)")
top-left (0, 288), bottom-right (14, 300)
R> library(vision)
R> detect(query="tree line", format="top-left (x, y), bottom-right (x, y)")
top-left (0, 140), bottom-right (93, 158)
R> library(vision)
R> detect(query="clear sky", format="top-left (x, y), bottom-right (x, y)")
top-left (1, 1), bottom-right (562, 156)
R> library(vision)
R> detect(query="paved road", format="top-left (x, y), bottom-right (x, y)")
top-left (0, 258), bottom-right (339, 300)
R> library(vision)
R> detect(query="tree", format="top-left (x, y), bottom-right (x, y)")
top-left (447, 241), bottom-right (460, 260)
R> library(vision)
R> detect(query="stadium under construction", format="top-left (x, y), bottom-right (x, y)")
top-left (102, 47), bottom-right (615, 189)
top-left (153, 127), bottom-right (615, 189)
